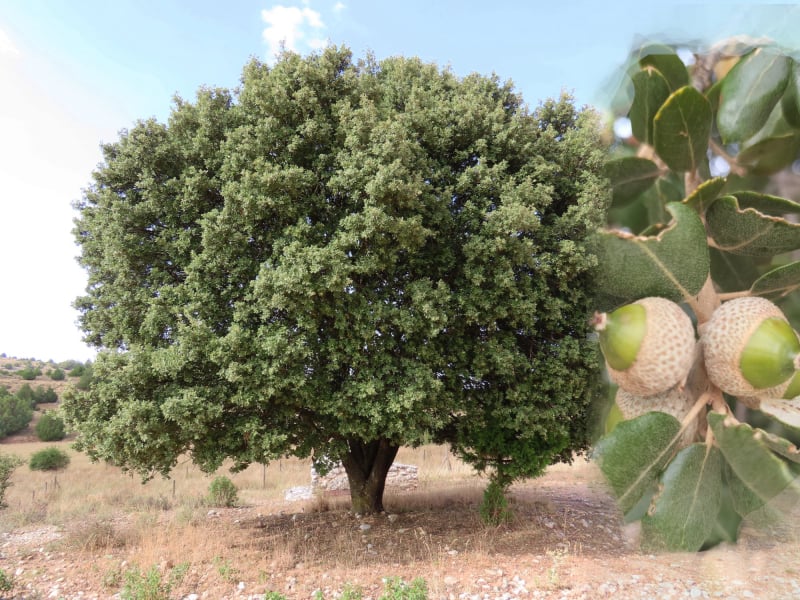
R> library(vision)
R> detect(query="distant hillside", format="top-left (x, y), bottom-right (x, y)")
top-left (0, 355), bottom-right (89, 397)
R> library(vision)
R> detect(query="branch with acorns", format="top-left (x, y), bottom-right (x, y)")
top-left (593, 38), bottom-right (800, 552)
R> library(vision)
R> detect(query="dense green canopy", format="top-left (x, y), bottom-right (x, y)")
top-left (65, 46), bottom-right (607, 512)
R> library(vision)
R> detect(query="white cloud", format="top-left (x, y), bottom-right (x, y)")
top-left (0, 27), bottom-right (20, 58)
top-left (261, 5), bottom-right (326, 61)
top-left (333, 2), bottom-right (346, 13)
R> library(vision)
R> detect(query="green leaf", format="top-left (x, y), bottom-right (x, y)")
top-left (593, 411), bottom-right (681, 514)
top-left (730, 191), bottom-right (800, 215)
top-left (682, 177), bottom-right (726, 214)
top-left (653, 86), bottom-right (712, 172)
top-left (706, 194), bottom-right (800, 256)
top-left (724, 461), bottom-right (766, 518)
top-left (641, 444), bottom-right (723, 552)
top-left (707, 411), bottom-right (798, 505)
top-left (629, 69), bottom-right (671, 145)
top-left (749, 261), bottom-right (800, 298)
top-left (737, 133), bottom-right (800, 175)
top-left (759, 398), bottom-right (800, 439)
top-left (737, 101), bottom-right (800, 175)
top-left (718, 48), bottom-right (792, 143)
top-left (604, 157), bottom-right (661, 206)
top-left (595, 202), bottom-right (710, 306)
top-left (708, 248), bottom-right (762, 293)
top-left (781, 60), bottom-right (800, 127)
top-left (639, 51), bottom-right (690, 93)
top-left (703, 486), bottom-right (743, 548)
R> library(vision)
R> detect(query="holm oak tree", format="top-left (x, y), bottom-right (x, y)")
top-left (65, 47), bottom-right (607, 514)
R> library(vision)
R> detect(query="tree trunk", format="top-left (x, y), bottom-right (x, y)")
top-left (341, 438), bottom-right (399, 514)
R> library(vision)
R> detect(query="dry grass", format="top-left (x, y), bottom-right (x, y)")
top-left (0, 436), bottom-right (626, 597)
top-left (0, 357), bottom-right (622, 598)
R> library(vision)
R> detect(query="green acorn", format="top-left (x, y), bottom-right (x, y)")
top-left (593, 297), bottom-right (696, 397)
top-left (782, 371), bottom-right (800, 400)
top-left (702, 297), bottom-right (800, 398)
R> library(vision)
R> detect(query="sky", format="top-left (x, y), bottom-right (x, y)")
top-left (1, 1), bottom-right (799, 363)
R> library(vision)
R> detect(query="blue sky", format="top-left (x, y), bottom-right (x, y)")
top-left (1, 1), bottom-right (799, 362)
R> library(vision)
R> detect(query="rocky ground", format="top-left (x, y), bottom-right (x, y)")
top-left (2, 461), bottom-right (800, 600)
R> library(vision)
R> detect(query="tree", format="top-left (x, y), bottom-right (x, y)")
top-left (594, 39), bottom-right (800, 551)
top-left (65, 46), bottom-right (607, 514)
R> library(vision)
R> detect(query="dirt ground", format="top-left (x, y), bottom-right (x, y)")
top-left (3, 459), bottom-right (800, 600)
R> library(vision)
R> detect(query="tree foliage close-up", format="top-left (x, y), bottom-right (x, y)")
top-left (594, 38), bottom-right (800, 551)
top-left (64, 46), bottom-right (608, 514)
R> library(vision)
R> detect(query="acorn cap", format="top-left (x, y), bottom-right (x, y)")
top-left (702, 297), bottom-right (800, 398)
top-left (596, 297), bottom-right (696, 397)
top-left (615, 384), bottom-right (698, 446)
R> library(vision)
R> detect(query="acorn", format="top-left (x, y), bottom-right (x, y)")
top-left (615, 385), bottom-right (698, 446)
top-left (701, 297), bottom-right (800, 398)
top-left (593, 297), bottom-right (696, 397)
top-left (783, 371), bottom-right (800, 400)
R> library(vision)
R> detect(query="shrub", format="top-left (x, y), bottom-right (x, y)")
top-left (0, 393), bottom-right (33, 438)
top-left (15, 383), bottom-right (34, 406)
top-left (479, 479), bottom-right (512, 526)
top-left (29, 447), bottom-right (70, 471)
top-left (0, 568), bottom-right (14, 595)
top-left (18, 367), bottom-right (39, 380)
top-left (379, 577), bottom-right (428, 600)
top-left (121, 565), bottom-right (170, 600)
top-left (67, 364), bottom-right (87, 377)
top-left (33, 386), bottom-right (58, 404)
top-left (0, 453), bottom-right (22, 508)
top-left (49, 368), bottom-right (65, 381)
top-left (35, 412), bottom-right (66, 441)
top-left (207, 476), bottom-right (238, 507)
top-left (76, 371), bottom-right (93, 391)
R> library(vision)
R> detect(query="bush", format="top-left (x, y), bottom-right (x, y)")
top-left (14, 384), bottom-right (34, 407)
top-left (49, 368), bottom-right (65, 381)
top-left (479, 479), bottom-right (512, 526)
top-left (35, 412), bottom-right (66, 441)
top-left (0, 392), bottom-right (33, 438)
top-left (207, 476), bottom-right (238, 507)
top-left (67, 364), bottom-right (87, 377)
top-left (33, 385), bottom-right (58, 404)
top-left (0, 567), bottom-right (14, 595)
top-left (29, 447), bottom-right (70, 471)
top-left (379, 577), bottom-right (428, 600)
top-left (18, 366), bottom-right (41, 380)
top-left (0, 453), bottom-right (21, 508)
top-left (76, 371), bottom-right (93, 391)
top-left (121, 565), bottom-right (169, 600)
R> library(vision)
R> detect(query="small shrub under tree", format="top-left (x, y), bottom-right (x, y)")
top-left (29, 447), bottom-right (70, 471)
top-left (479, 479), bottom-right (513, 526)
